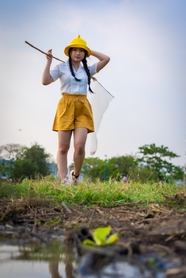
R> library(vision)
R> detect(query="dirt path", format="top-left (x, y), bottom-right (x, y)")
top-left (0, 197), bottom-right (186, 277)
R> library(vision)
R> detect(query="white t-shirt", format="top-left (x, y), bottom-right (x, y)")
top-left (50, 61), bottom-right (97, 95)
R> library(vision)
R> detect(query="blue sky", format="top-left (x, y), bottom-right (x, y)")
top-left (0, 0), bottom-right (186, 167)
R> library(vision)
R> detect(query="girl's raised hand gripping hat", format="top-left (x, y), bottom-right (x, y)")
top-left (64, 35), bottom-right (91, 57)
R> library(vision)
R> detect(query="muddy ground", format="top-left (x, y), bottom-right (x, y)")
top-left (0, 194), bottom-right (186, 277)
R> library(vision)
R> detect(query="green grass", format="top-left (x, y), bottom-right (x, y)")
top-left (0, 177), bottom-right (186, 208)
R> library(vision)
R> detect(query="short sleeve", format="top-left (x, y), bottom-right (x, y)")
top-left (89, 63), bottom-right (97, 76)
top-left (50, 64), bottom-right (61, 81)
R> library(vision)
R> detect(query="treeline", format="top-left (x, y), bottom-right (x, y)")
top-left (79, 143), bottom-right (184, 183)
top-left (0, 143), bottom-right (184, 183)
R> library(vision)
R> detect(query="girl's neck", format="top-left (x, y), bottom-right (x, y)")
top-left (72, 61), bottom-right (80, 71)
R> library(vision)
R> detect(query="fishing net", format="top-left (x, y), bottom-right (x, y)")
top-left (88, 78), bottom-right (114, 155)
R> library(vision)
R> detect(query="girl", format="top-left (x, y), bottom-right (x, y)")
top-left (42, 35), bottom-right (110, 184)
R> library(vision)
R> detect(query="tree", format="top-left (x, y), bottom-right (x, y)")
top-left (0, 144), bottom-right (25, 178)
top-left (0, 143), bottom-right (25, 160)
top-left (81, 155), bottom-right (138, 182)
top-left (137, 144), bottom-right (184, 181)
top-left (108, 156), bottom-right (138, 180)
top-left (129, 167), bottom-right (159, 183)
top-left (81, 157), bottom-right (104, 182)
top-left (11, 143), bottom-right (51, 180)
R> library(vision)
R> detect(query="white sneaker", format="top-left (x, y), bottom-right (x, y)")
top-left (61, 177), bottom-right (70, 186)
top-left (70, 170), bottom-right (79, 185)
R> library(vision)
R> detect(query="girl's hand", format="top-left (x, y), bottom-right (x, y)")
top-left (46, 49), bottom-right (53, 62)
top-left (42, 49), bottom-right (54, 85)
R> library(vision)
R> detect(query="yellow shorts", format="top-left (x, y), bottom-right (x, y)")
top-left (52, 93), bottom-right (94, 133)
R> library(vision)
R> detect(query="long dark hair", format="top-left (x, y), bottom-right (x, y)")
top-left (68, 48), bottom-right (94, 93)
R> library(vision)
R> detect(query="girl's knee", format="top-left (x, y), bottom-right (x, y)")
top-left (58, 145), bottom-right (69, 155)
top-left (74, 144), bottom-right (85, 155)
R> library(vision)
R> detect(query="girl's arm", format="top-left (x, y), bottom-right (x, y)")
top-left (91, 50), bottom-right (110, 72)
top-left (42, 49), bottom-right (54, 85)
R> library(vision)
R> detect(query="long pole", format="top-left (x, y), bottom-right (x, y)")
top-left (25, 41), bottom-right (65, 63)
top-left (25, 41), bottom-right (98, 82)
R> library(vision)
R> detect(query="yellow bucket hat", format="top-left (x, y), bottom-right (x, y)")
top-left (64, 35), bottom-right (91, 57)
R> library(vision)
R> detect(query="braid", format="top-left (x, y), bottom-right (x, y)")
top-left (82, 55), bottom-right (94, 93)
top-left (68, 48), bottom-right (94, 93)
top-left (68, 50), bottom-right (80, 82)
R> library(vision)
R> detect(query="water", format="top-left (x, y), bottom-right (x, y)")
top-left (0, 241), bottom-right (166, 278)
top-left (1, 259), bottom-right (68, 278)
top-left (0, 241), bottom-right (76, 278)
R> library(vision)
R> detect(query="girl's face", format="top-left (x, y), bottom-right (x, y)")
top-left (70, 48), bottom-right (86, 62)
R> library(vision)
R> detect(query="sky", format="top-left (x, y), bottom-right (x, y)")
top-left (0, 0), bottom-right (186, 168)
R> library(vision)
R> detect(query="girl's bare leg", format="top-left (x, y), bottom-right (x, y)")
top-left (57, 130), bottom-right (72, 180)
top-left (73, 127), bottom-right (88, 176)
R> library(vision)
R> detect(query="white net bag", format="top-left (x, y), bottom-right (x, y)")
top-left (88, 78), bottom-right (114, 155)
